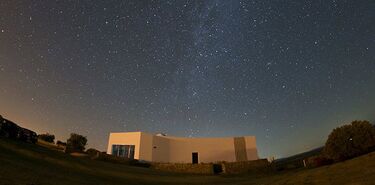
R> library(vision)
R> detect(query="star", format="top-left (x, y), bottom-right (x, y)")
top-left (0, 0), bottom-right (373, 159)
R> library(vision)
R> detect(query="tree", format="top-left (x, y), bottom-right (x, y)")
top-left (56, 140), bottom-right (67, 146)
top-left (38, 133), bottom-right (55, 143)
top-left (65, 133), bottom-right (87, 153)
top-left (323, 120), bottom-right (375, 161)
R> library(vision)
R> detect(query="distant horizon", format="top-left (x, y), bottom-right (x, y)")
top-left (1, 113), bottom-right (374, 159)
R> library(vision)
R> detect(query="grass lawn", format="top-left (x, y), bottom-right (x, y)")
top-left (0, 139), bottom-right (374, 185)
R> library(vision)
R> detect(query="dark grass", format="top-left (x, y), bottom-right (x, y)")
top-left (1, 138), bottom-right (374, 185)
top-left (0, 139), bottom-right (239, 185)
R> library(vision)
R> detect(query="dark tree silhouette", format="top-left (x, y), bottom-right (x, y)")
top-left (38, 133), bottom-right (55, 143)
top-left (65, 133), bottom-right (87, 153)
top-left (323, 120), bottom-right (375, 161)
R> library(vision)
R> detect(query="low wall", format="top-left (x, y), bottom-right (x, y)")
top-left (150, 160), bottom-right (270, 175)
top-left (304, 155), bottom-right (333, 168)
top-left (150, 163), bottom-right (214, 174)
top-left (90, 152), bottom-right (151, 167)
top-left (221, 159), bottom-right (270, 174)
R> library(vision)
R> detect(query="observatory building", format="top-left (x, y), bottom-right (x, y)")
top-left (107, 132), bottom-right (258, 163)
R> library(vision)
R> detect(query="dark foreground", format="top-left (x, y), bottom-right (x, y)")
top-left (0, 139), bottom-right (374, 185)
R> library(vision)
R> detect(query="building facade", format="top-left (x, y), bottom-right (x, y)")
top-left (107, 132), bottom-right (258, 163)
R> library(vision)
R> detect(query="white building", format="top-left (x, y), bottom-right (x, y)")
top-left (107, 132), bottom-right (259, 163)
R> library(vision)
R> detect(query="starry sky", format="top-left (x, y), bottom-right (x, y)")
top-left (0, 0), bottom-right (374, 158)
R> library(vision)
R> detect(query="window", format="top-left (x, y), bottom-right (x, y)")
top-left (112, 145), bottom-right (135, 159)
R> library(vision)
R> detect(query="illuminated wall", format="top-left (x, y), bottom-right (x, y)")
top-left (107, 131), bottom-right (259, 163)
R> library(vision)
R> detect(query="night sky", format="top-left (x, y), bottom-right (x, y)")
top-left (0, 1), bottom-right (374, 158)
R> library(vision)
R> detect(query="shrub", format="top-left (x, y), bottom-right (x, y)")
top-left (86, 148), bottom-right (100, 158)
top-left (65, 133), bottom-right (87, 153)
top-left (18, 128), bottom-right (38, 143)
top-left (91, 152), bottom-right (150, 168)
top-left (323, 120), bottom-right (375, 161)
top-left (0, 119), bottom-right (20, 138)
top-left (56, 140), bottom-right (67, 146)
top-left (38, 133), bottom-right (55, 143)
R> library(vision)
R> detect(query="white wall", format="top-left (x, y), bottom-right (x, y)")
top-left (151, 134), bottom-right (170, 162)
top-left (139, 132), bottom-right (153, 161)
top-left (107, 132), bottom-right (259, 163)
top-left (165, 137), bottom-right (238, 163)
top-left (107, 132), bottom-right (142, 159)
top-left (244, 136), bottom-right (258, 160)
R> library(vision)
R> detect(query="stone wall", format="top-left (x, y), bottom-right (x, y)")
top-left (221, 159), bottom-right (270, 174)
top-left (151, 163), bottom-right (214, 174)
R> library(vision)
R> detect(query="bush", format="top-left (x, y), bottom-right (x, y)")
top-left (91, 152), bottom-right (151, 168)
top-left (0, 119), bottom-right (20, 139)
top-left (65, 133), bottom-right (87, 153)
top-left (86, 148), bottom-right (100, 158)
top-left (56, 140), bottom-right (67, 146)
top-left (18, 128), bottom-right (38, 143)
top-left (323, 120), bottom-right (375, 161)
top-left (38, 133), bottom-right (55, 143)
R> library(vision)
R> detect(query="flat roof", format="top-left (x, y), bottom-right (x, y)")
top-left (109, 131), bottom-right (255, 139)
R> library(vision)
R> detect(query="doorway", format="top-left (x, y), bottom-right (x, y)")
top-left (192, 152), bottom-right (198, 164)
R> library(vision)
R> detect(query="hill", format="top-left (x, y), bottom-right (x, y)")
top-left (273, 146), bottom-right (324, 170)
top-left (0, 139), bottom-right (374, 185)
top-left (275, 146), bottom-right (324, 163)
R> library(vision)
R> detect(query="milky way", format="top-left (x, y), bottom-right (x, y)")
top-left (0, 1), bottom-right (374, 158)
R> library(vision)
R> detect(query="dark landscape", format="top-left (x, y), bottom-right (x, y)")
top-left (1, 137), bottom-right (375, 185)
top-left (1, 116), bottom-right (375, 185)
